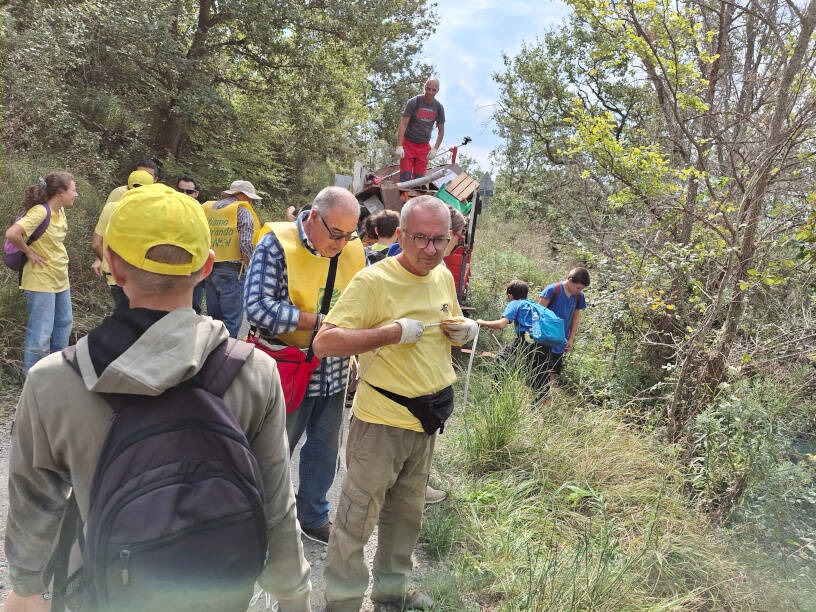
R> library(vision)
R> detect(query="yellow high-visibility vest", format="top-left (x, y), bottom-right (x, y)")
top-left (202, 201), bottom-right (261, 262)
top-left (262, 221), bottom-right (366, 348)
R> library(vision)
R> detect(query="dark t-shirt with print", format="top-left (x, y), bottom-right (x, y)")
top-left (402, 95), bottom-right (445, 144)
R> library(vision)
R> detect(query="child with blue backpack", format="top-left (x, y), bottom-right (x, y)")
top-left (478, 268), bottom-right (590, 401)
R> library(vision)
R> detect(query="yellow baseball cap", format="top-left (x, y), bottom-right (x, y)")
top-left (128, 170), bottom-right (155, 189)
top-left (107, 183), bottom-right (211, 275)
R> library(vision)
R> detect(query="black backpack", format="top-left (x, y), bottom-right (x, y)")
top-left (48, 339), bottom-right (268, 611)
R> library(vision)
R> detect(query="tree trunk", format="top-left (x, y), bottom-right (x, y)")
top-left (708, 0), bottom-right (816, 385)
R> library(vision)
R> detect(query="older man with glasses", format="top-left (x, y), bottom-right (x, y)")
top-left (244, 186), bottom-right (366, 546)
top-left (314, 195), bottom-right (478, 611)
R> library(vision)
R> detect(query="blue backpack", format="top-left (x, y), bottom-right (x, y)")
top-left (526, 283), bottom-right (567, 346)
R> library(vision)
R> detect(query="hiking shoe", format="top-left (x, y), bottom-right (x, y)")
top-left (301, 521), bottom-right (331, 545)
top-left (373, 589), bottom-right (434, 611)
top-left (403, 589), bottom-right (434, 610)
top-left (424, 485), bottom-right (447, 505)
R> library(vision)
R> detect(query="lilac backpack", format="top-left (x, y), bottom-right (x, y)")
top-left (3, 203), bottom-right (51, 271)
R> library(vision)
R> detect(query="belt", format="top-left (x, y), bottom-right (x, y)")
top-left (213, 260), bottom-right (243, 269)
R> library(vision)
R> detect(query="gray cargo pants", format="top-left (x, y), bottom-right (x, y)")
top-left (325, 417), bottom-right (435, 611)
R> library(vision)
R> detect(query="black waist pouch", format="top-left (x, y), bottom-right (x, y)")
top-left (367, 383), bottom-right (455, 435)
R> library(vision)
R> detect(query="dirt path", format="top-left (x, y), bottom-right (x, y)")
top-left (0, 404), bottom-right (12, 601)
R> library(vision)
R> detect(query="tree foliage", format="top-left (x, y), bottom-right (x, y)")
top-left (494, 0), bottom-right (816, 437)
top-left (2, 0), bottom-right (437, 198)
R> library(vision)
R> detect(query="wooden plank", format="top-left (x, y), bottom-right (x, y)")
top-left (448, 174), bottom-right (480, 201)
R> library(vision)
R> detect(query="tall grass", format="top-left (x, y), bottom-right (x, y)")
top-left (421, 364), bottom-right (812, 609)
top-left (417, 214), bottom-right (814, 609)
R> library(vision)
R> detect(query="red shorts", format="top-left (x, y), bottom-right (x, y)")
top-left (399, 139), bottom-right (431, 181)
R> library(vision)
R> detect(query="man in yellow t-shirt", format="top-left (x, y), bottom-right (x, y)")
top-left (100, 158), bottom-right (158, 208)
top-left (314, 195), bottom-right (478, 612)
top-left (92, 159), bottom-right (158, 309)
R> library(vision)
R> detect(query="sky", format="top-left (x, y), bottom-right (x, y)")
top-left (420, 0), bottom-right (572, 172)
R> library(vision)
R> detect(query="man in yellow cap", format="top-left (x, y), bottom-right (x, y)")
top-left (91, 168), bottom-right (157, 309)
top-left (202, 180), bottom-right (261, 337)
top-left (101, 158), bottom-right (158, 206)
top-left (4, 183), bottom-right (312, 612)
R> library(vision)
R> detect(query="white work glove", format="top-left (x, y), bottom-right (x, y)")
top-left (428, 146), bottom-right (438, 159)
top-left (394, 318), bottom-right (424, 344)
top-left (442, 318), bottom-right (478, 346)
top-left (395, 145), bottom-right (405, 158)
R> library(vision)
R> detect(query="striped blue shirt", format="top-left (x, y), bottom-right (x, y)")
top-left (244, 212), bottom-right (350, 397)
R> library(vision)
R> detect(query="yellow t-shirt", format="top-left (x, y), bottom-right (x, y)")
top-left (93, 199), bottom-right (119, 285)
top-left (325, 257), bottom-right (462, 431)
top-left (17, 205), bottom-right (69, 292)
top-left (105, 185), bottom-right (127, 205)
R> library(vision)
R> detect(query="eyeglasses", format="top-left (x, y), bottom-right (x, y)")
top-left (402, 230), bottom-right (451, 251)
top-left (318, 212), bottom-right (358, 242)
top-left (178, 188), bottom-right (198, 195)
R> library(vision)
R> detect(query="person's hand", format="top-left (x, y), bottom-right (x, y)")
top-left (476, 319), bottom-right (486, 326)
top-left (3, 591), bottom-right (51, 611)
top-left (565, 339), bottom-right (574, 352)
top-left (395, 145), bottom-right (405, 158)
top-left (91, 257), bottom-right (103, 277)
top-left (285, 205), bottom-right (297, 222)
top-left (394, 318), bottom-right (423, 344)
top-left (442, 318), bottom-right (478, 345)
top-left (428, 147), bottom-right (438, 159)
top-left (26, 252), bottom-right (48, 268)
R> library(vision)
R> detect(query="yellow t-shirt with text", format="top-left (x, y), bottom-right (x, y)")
top-left (17, 205), bottom-right (69, 292)
top-left (325, 257), bottom-right (462, 431)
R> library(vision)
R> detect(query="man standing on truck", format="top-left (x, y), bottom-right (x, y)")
top-left (396, 78), bottom-right (445, 182)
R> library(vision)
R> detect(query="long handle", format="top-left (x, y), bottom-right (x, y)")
top-left (462, 326), bottom-right (480, 407)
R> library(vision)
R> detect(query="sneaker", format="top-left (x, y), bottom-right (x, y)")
top-left (424, 485), bottom-right (446, 505)
top-left (301, 521), bottom-right (331, 545)
top-left (373, 588), bottom-right (434, 611)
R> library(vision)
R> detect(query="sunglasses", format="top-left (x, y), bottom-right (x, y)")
top-left (318, 212), bottom-right (358, 242)
top-left (178, 188), bottom-right (198, 195)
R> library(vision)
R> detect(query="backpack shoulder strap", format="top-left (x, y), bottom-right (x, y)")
top-left (197, 338), bottom-right (254, 398)
top-left (552, 281), bottom-right (562, 304)
top-left (27, 203), bottom-right (52, 245)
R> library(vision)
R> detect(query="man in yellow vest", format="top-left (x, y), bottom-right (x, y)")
top-left (244, 186), bottom-right (366, 546)
top-left (202, 180), bottom-right (261, 337)
top-left (91, 168), bottom-right (156, 309)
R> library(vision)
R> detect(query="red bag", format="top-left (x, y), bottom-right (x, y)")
top-left (246, 337), bottom-right (319, 413)
top-left (247, 254), bottom-right (339, 414)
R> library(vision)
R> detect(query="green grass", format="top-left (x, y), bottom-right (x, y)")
top-left (421, 372), bottom-right (813, 609)
top-left (417, 212), bottom-right (816, 610)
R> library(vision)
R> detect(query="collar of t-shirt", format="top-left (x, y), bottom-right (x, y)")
top-left (296, 210), bottom-right (321, 256)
